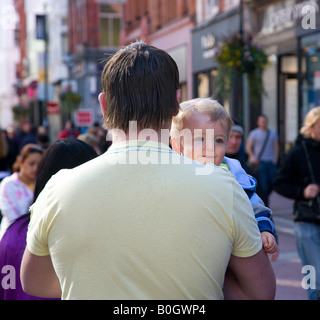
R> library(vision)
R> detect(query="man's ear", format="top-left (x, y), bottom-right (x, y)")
top-left (98, 92), bottom-right (106, 117)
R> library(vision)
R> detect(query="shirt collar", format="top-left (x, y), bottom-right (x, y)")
top-left (107, 140), bottom-right (172, 154)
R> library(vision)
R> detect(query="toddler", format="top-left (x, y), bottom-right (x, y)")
top-left (171, 98), bottom-right (277, 255)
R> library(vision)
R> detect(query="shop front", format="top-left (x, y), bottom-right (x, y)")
top-left (253, 0), bottom-right (320, 155)
top-left (191, 8), bottom-right (241, 117)
top-left (253, 0), bottom-right (300, 155)
top-left (296, 1), bottom-right (320, 125)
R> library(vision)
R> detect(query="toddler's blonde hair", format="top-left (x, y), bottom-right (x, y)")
top-left (171, 98), bottom-right (233, 139)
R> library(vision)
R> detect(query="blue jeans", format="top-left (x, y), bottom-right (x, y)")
top-left (294, 222), bottom-right (320, 300)
top-left (258, 161), bottom-right (277, 206)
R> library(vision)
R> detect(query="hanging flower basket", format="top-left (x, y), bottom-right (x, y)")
top-left (12, 105), bottom-right (30, 122)
top-left (214, 33), bottom-right (269, 103)
top-left (59, 90), bottom-right (82, 116)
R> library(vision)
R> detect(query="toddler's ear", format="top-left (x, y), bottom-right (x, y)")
top-left (176, 89), bottom-right (181, 103)
top-left (171, 137), bottom-right (183, 155)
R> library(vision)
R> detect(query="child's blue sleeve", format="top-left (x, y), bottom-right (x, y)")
top-left (249, 192), bottom-right (276, 238)
top-left (223, 156), bottom-right (276, 238)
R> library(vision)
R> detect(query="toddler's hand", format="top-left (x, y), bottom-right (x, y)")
top-left (261, 231), bottom-right (278, 260)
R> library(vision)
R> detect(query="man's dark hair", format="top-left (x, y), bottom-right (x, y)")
top-left (101, 41), bottom-right (180, 132)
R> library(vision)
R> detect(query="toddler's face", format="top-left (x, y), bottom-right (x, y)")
top-left (178, 112), bottom-right (228, 165)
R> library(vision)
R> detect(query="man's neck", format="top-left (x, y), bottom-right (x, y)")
top-left (110, 123), bottom-right (171, 146)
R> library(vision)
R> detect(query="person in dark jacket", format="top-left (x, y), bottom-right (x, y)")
top-left (273, 106), bottom-right (320, 300)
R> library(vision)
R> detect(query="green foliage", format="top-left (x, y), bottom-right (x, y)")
top-left (60, 90), bottom-right (82, 115)
top-left (12, 105), bottom-right (30, 122)
top-left (214, 33), bottom-right (269, 103)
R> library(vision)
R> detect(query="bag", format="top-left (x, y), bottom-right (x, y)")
top-left (294, 196), bottom-right (320, 222)
top-left (295, 140), bottom-right (320, 222)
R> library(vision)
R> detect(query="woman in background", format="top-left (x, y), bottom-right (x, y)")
top-left (273, 107), bottom-right (320, 300)
top-left (0, 144), bottom-right (43, 240)
top-left (0, 138), bottom-right (98, 300)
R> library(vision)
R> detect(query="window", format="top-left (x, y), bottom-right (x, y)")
top-left (99, 4), bottom-right (122, 48)
top-left (301, 39), bottom-right (320, 122)
top-left (224, 0), bottom-right (240, 11)
top-left (206, 0), bottom-right (219, 19)
top-left (197, 72), bottom-right (209, 98)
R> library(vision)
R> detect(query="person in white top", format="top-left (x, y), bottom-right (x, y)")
top-left (0, 143), bottom-right (43, 240)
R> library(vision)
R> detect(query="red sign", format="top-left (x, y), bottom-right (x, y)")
top-left (75, 109), bottom-right (93, 127)
top-left (47, 102), bottom-right (60, 115)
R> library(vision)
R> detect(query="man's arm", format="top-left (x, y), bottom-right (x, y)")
top-left (20, 248), bottom-right (61, 298)
top-left (246, 139), bottom-right (259, 164)
top-left (223, 249), bottom-right (276, 300)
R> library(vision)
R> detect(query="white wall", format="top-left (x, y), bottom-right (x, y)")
top-left (0, 0), bottom-right (19, 128)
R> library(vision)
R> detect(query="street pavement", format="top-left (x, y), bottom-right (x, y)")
top-left (269, 191), bottom-right (308, 300)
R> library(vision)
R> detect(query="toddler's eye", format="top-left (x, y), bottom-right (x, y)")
top-left (215, 138), bottom-right (224, 144)
top-left (194, 137), bottom-right (204, 142)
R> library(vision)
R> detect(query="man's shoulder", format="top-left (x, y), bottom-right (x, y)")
top-left (0, 172), bottom-right (19, 189)
top-left (247, 128), bottom-right (260, 139)
top-left (269, 128), bottom-right (278, 138)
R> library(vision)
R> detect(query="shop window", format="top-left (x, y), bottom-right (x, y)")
top-left (196, 70), bottom-right (217, 98)
top-left (100, 4), bottom-right (122, 48)
top-left (180, 83), bottom-right (188, 103)
top-left (206, 0), bottom-right (219, 19)
top-left (197, 73), bottom-right (210, 98)
top-left (224, 0), bottom-right (240, 11)
top-left (301, 43), bottom-right (320, 119)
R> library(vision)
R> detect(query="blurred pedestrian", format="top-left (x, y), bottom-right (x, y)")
top-left (88, 124), bottom-right (112, 153)
top-left (246, 114), bottom-right (279, 206)
top-left (16, 121), bottom-right (31, 145)
top-left (5, 126), bottom-right (20, 172)
top-left (273, 107), bottom-right (320, 300)
top-left (0, 139), bottom-right (98, 300)
top-left (19, 124), bottom-right (38, 151)
top-left (0, 130), bottom-right (10, 182)
top-left (0, 144), bottom-right (43, 240)
top-left (37, 126), bottom-right (50, 150)
top-left (57, 120), bottom-right (80, 139)
top-left (21, 41), bottom-right (275, 300)
top-left (77, 132), bottom-right (101, 155)
top-left (226, 120), bottom-right (257, 178)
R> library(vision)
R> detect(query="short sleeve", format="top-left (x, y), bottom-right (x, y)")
top-left (246, 130), bottom-right (255, 142)
top-left (26, 178), bottom-right (60, 257)
top-left (27, 200), bottom-right (50, 256)
top-left (231, 179), bottom-right (262, 257)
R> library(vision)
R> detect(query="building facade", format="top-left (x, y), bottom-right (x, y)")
top-left (192, 0), bottom-right (241, 116)
top-left (121, 0), bottom-right (196, 101)
top-left (0, 0), bottom-right (20, 128)
top-left (192, 0), bottom-right (320, 156)
top-left (67, 0), bottom-right (123, 130)
top-left (251, 0), bottom-right (320, 155)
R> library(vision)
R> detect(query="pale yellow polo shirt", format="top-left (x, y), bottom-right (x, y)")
top-left (27, 140), bottom-right (262, 300)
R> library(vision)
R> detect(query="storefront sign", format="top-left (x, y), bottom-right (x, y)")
top-left (47, 102), bottom-right (60, 115)
top-left (201, 33), bottom-right (216, 59)
top-left (192, 10), bottom-right (239, 74)
top-left (75, 109), bottom-right (93, 127)
top-left (261, 0), bottom-right (319, 33)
